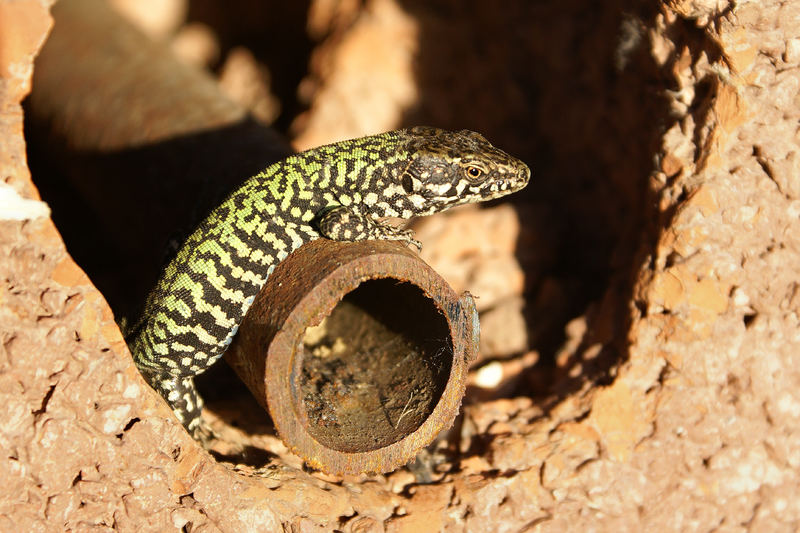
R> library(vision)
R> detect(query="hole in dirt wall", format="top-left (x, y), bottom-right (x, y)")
top-left (392, 1), bottom-right (671, 398)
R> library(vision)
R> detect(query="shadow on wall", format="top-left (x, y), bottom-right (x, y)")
top-left (25, 117), bottom-right (290, 319)
top-left (185, 0), bottom-right (314, 132)
top-left (396, 0), bottom-right (672, 399)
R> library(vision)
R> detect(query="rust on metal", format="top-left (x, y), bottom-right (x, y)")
top-left (225, 238), bottom-right (479, 475)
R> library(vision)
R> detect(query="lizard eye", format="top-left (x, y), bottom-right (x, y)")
top-left (465, 166), bottom-right (484, 180)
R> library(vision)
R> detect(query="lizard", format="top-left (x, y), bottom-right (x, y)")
top-left (124, 126), bottom-right (530, 435)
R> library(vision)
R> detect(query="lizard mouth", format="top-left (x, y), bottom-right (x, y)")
top-left (488, 168), bottom-right (529, 195)
top-left (494, 179), bottom-right (513, 192)
top-left (431, 163), bottom-right (530, 202)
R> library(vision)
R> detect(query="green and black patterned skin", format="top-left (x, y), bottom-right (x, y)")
top-left (125, 127), bottom-right (530, 433)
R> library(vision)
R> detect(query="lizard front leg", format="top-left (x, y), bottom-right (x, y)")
top-left (316, 205), bottom-right (422, 250)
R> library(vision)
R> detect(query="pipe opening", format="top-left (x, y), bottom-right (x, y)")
top-left (299, 278), bottom-right (452, 453)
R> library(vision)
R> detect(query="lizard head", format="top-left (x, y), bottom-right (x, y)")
top-left (395, 127), bottom-right (530, 216)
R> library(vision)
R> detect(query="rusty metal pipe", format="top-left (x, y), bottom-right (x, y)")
top-left (226, 239), bottom-right (478, 474)
top-left (27, 0), bottom-right (478, 474)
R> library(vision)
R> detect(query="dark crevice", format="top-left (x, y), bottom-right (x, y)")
top-left (116, 417), bottom-right (141, 439)
top-left (32, 384), bottom-right (56, 416)
top-left (123, 417), bottom-right (140, 432)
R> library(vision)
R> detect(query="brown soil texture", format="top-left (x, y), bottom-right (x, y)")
top-left (2, 0), bottom-right (800, 531)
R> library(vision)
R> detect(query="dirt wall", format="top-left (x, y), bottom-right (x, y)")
top-left (1, 0), bottom-right (798, 531)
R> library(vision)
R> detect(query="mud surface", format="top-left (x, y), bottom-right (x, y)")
top-left (300, 281), bottom-right (451, 453)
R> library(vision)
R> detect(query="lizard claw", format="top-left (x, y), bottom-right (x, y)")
top-left (391, 227), bottom-right (422, 251)
top-left (375, 223), bottom-right (422, 251)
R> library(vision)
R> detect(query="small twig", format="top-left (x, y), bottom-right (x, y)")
top-left (394, 390), bottom-right (415, 429)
